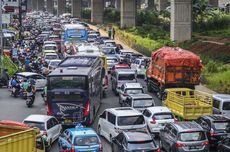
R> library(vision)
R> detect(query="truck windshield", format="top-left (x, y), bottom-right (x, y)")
top-left (133, 99), bottom-right (153, 108)
top-left (74, 136), bottom-right (99, 146)
top-left (48, 76), bottom-right (87, 90)
top-left (118, 115), bottom-right (145, 126)
top-left (179, 131), bottom-right (206, 142)
top-left (118, 74), bottom-right (135, 81)
top-left (23, 121), bottom-right (45, 130)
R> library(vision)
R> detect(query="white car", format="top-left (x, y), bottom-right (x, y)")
top-left (87, 33), bottom-right (98, 42)
top-left (119, 82), bottom-right (144, 105)
top-left (23, 115), bottom-right (62, 144)
top-left (44, 53), bottom-right (59, 63)
top-left (43, 44), bottom-right (58, 53)
top-left (143, 106), bottom-right (175, 134)
top-left (131, 58), bottom-right (146, 78)
top-left (15, 72), bottom-right (47, 90)
top-left (48, 59), bottom-right (62, 72)
top-left (97, 107), bottom-right (146, 142)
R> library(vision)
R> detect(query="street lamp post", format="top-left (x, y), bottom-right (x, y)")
top-left (18, 0), bottom-right (22, 41)
top-left (0, 0), bottom-right (3, 75)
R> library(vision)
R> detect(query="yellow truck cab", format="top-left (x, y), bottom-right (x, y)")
top-left (0, 122), bottom-right (47, 152)
top-left (164, 88), bottom-right (213, 121)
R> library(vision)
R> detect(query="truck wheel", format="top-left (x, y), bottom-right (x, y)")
top-left (147, 80), bottom-right (153, 92)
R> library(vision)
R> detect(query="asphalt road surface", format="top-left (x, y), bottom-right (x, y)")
top-left (0, 78), bottom-right (162, 152)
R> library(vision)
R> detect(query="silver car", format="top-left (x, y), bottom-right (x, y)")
top-left (160, 122), bottom-right (209, 152)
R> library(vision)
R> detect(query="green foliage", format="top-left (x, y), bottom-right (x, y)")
top-left (103, 8), bottom-right (120, 23)
top-left (206, 60), bottom-right (218, 73)
top-left (82, 8), bottom-right (91, 19)
top-left (200, 27), bottom-right (230, 37)
top-left (3, 56), bottom-right (18, 76)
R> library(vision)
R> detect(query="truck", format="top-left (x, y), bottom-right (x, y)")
top-left (0, 120), bottom-right (47, 152)
top-left (146, 47), bottom-right (203, 99)
top-left (164, 88), bottom-right (213, 121)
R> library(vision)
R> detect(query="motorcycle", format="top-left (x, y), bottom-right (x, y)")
top-left (26, 91), bottom-right (35, 108)
top-left (11, 85), bottom-right (20, 97)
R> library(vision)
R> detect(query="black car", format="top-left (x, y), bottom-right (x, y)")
top-left (112, 130), bottom-right (160, 152)
top-left (195, 115), bottom-right (230, 147)
top-left (217, 136), bottom-right (230, 152)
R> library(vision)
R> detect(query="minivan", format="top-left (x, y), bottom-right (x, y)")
top-left (213, 94), bottom-right (230, 116)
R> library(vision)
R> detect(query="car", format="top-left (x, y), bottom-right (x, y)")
top-left (112, 129), bottom-right (160, 152)
top-left (44, 53), bottom-right (59, 63)
top-left (58, 127), bottom-right (102, 152)
top-left (124, 94), bottom-right (155, 112)
top-left (15, 72), bottom-right (47, 90)
top-left (131, 58), bottom-right (148, 78)
top-left (106, 56), bottom-right (119, 72)
top-left (97, 107), bottom-right (146, 143)
top-left (118, 82), bottom-right (144, 104)
top-left (101, 46), bottom-right (119, 56)
top-left (160, 121), bottom-right (209, 152)
top-left (143, 106), bottom-right (175, 134)
top-left (102, 40), bottom-right (116, 47)
top-left (110, 64), bottom-right (130, 77)
top-left (213, 94), bottom-right (230, 116)
top-left (96, 36), bottom-right (110, 44)
top-left (217, 136), bottom-right (230, 152)
top-left (116, 49), bottom-right (133, 62)
top-left (23, 114), bottom-right (62, 145)
top-left (195, 115), bottom-right (230, 147)
top-left (42, 50), bottom-right (56, 56)
top-left (48, 59), bottom-right (62, 72)
top-left (43, 44), bottom-right (58, 53)
top-left (111, 69), bottom-right (137, 95)
top-left (43, 41), bottom-right (57, 46)
top-left (88, 33), bottom-right (98, 42)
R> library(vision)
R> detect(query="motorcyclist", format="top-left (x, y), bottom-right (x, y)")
top-left (11, 76), bottom-right (20, 97)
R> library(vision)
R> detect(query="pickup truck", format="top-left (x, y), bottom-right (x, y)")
top-left (0, 120), bottom-right (47, 152)
top-left (164, 88), bottom-right (213, 121)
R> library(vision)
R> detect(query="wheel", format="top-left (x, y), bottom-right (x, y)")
top-left (147, 80), bottom-right (153, 92)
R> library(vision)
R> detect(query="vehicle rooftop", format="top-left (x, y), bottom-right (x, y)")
top-left (173, 121), bottom-right (203, 132)
top-left (124, 83), bottom-right (142, 88)
top-left (68, 127), bottom-right (98, 136)
top-left (45, 53), bottom-right (58, 55)
top-left (147, 106), bottom-right (171, 113)
top-left (129, 94), bottom-right (153, 99)
top-left (48, 67), bottom-right (92, 76)
top-left (17, 72), bottom-right (38, 76)
top-left (124, 130), bottom-right (152, 142)
top-left (107, 107), bottom-right (142, 117)
top-left (202, 115), bottom-right (230, 122)
top-left (24, 114), bottom-right (53, 123)
top-left (59, 56), bottom-right (99, 67)
top-left (116, 69), bottom-right (136, 74)
top-left (213, 94), bottom-right (230, 101)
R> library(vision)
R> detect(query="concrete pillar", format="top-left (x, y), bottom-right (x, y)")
top-left (159, 0), bottom-right (169, 11)
top-left (57, 0), bottom-right (66, 16)
top-left (115, 0), bottom-right (120, 10)
top-left (32, 0), bottom-right (38, 11)
top-left (72, 0), bottom-right (82, 18)
top-left (209, 0), bottom-right (219, 7)
top-left (47, 0), bottom-right (54, 13)
top-left (91, 0), bottom-right (104, 24)
top-left (37, 0), bottom-right (45, 11)
top-left (147, 0), bottom-right (155, 10)
top-left (170, 0), bottom-right (192, 42)
top-left (120, 0), bottom-right (136, 28)
top-left (27, 0), bottom-right (33, 11)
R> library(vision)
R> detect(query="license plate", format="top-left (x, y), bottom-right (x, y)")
top-left (64, 120), bottom-right (72, 123)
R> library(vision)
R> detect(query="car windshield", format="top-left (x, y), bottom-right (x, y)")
top-left (213, 121), bottom-right (230, 130)
top-left (153, 113), bottom-right (174, 120)
top-left (44, 46), bottom-right (56, 50)
top-left (105, 42), bottom-right (116, 47)
top-left (117, 115), bottom-right (145, 126)
top-left (179, 131), bottom-right (206, 142)
top-left (74, 136), bottom-right (99, 146)
top-left (128, 140), bottom-right (157, 151)
top-left (23, 121), bottom-right (45, 130)
top-left (125, 89), bottom-right (143, 94)
top-left (133, 99), bottom-right (153, 108)
top-left (223, 102), bottom-right (230, 110)
top-left (102, 48), bottom-right (115, 54)
top-left (118, 74), bottom-right (135, 81)
top-left (45, 55), bottom-right (58, 60)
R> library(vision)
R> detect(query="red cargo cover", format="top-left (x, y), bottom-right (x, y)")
top-left (152, 47), bottom-right (202, 68)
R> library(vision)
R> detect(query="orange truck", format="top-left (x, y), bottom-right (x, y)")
top-left (146, 47), bottom-right (203, 99)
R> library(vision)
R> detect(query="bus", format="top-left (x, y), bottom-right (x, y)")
top-left (47, 55), bottom-right (103, 126)
top-left (63, 24), bottom-right (88, 42)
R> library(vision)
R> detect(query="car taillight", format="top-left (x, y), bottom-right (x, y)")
top-left (176, 142), bottom-right (186, 147)
top-left (71, 144), bottom-right (75, 152)
top-left (202, 141), bottom-right (209, 145)
top-left (42, 131), bottom-right (48, 136)
top-left (84, 100), bottom-right (90, 116)
top-left (155, 148), bottom-right (161, 152)
top-left (150, 117), bottom-right (156, 124)
top-left (99, 144), bottom-right (103, 152)
top-left (47, 104), bottom-right (52, 116)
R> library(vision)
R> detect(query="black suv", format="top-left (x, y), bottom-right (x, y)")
top-left (217, 136), bottom-right (230, 152)
top-left (112, 129), bottom-right (160, 152)
top-left (195, 115), bottom-right (230, 147)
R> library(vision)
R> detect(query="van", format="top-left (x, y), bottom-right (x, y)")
top-left (213, 94), bottom-right (230, 116)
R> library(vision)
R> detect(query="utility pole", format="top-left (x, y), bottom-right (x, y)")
top-left (0, 0), bottom-right (3, 75)
top-left (18, 0), bottom-right (22, 41)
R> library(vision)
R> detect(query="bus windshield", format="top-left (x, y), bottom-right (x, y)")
top-left (48, 76), bottom-right (87, 90)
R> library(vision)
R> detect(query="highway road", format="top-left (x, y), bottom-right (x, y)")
top-left (0, 78), bottom-right (161, 152)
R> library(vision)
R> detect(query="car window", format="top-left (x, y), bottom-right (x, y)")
top-left (74, 136), bottom-right (99, 146)
top-left (223, 102), bottom-right (230, 110)
top-left (116, 133), bottom-right (124, 143)
top-left (213, 99), bottom-right (220, 109)
top-left (51, 118), bottom-right (58, 126)
top-left (47, 119), bottom-right (53, 129)
top-left (153, 113), bottom-right (174, 120)
top-left (23, 121), bottom-right (45, 130)
top-left (179, 131), bottom-right (206, 142)
top-left (100, 111), bottom-right (106, 119)
top-left (117, 115), bottom-right (145, 126)
top-left (108, 112), bottom-right (116, 125)
top-left (121, 85), bottom-right (125, 92)
top-left (143, 109), bottom-right (152, 117)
